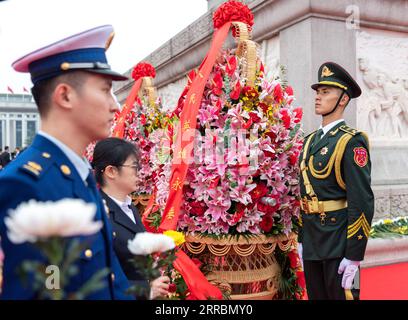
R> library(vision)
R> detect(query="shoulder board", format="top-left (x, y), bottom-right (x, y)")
top-left (18, 151), bottom-right (54, 180)
top-left (339, 125), bottom-right (359, 136)
top-left (305, 130), bottom-right (317, 139)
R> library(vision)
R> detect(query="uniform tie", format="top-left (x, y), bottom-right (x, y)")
top-left (313, 128), bottom-right (324, 145)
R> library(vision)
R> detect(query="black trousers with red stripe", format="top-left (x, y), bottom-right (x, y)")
top-left (303, 258), bottom-right (360, 300)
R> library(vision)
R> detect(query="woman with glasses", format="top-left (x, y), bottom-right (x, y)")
top-left (92, 137), bottom-right (170, 299)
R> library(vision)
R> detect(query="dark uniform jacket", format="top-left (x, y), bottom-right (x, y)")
top-left (0, 134), bottom-right (133, 300)
top-left (298, 121), bottom-right (374, 261)
top-left (100, 191), bottom-right (149, 295)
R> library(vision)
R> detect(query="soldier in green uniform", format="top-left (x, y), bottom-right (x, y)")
top-left (297, 62), bottom-right (374, 300)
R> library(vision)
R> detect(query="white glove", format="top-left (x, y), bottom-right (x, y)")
top-left (338, 258), bottom-right (360, 289)
top-left (297, 243), bottom-right (304, 270)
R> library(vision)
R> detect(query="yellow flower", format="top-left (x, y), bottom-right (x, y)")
top-left (163, 230), bottom-right (185, 246)
top-left (383, 219), bottom-right (393, 225)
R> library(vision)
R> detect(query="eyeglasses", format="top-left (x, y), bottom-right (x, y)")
top-left (119, 164), bottom-right (140, 171)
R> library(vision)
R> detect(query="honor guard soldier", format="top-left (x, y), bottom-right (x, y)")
top-left (297, 62), bottom-right (374, 300)
top-left (0, 25), bottom-right (134, 299)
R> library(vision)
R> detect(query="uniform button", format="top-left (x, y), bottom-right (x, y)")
top-left (111, 273), bottom-right (115, 281)
top-left (85, 249), bottom-right (93, 258)
top-left (112, 232), bottom-right (117, 238)
top-left (331, 218), bottom-right (336, 223)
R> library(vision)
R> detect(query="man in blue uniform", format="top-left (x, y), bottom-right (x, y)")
top-left (0, 25), bottom-right (134, 300)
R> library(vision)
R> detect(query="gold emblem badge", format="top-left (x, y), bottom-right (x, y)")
top-left (60, 62), bottom-right (70, 71)
top-left (60, 165), bottom-right (71, 175)
top-left (23, 161), bottom-right (42, 176)
top-left (320, 147), bottom-right (329, 155)
top-left (321, 66), bottom-right (334, 78)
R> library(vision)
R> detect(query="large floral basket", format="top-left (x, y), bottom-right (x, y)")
top-left (182, 232), bottom-right (297, 300)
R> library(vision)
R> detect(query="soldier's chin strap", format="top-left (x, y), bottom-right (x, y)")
top-left (322, 90), bottom-right (345, 117)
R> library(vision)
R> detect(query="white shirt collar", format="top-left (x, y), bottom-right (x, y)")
top-left (319, 119), bottom-right (344, 137)
top-left (108, 194), bottom-right (132, 209)
top-left (107, 194), bottom-right (135, 224)
top-left (38, 131), bottom-right (91, 182)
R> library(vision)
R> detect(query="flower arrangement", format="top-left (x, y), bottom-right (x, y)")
top-left (111, 62), bottom-right (177, 197)
top-left (132, 0), bottom-right (304, 300)
top-left (157, 48), bottom-right (304, 237)
top-left (4, 199), bottom-right (108, 300)
top-left (370, 217), bottom-right (408, 238)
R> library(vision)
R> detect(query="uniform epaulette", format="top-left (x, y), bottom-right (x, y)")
top-left (339, 125), bottom-right (359, 136)
top-left (18, 151), bottom-right (54, 179)
top-left (305, 130), bottom-right (317, 139)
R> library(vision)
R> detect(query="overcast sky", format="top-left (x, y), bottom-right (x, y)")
top-left (0, 0), bottom-right (207, 93)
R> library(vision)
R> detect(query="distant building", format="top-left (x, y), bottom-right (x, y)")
top-left (0, 93), bottom-right (39, 150)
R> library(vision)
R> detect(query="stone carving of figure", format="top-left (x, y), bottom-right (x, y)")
top-left (377, 72), bottom-right (405, 138)
top-left (358, 57), bottom-right (383, 135)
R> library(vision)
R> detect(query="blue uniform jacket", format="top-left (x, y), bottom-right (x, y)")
top-left (0, 134), bottom-right (134, 300)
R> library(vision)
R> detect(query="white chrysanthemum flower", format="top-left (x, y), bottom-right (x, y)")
top-left (5, 199), bottom-right (102, 244)
top-left (127, 232), bottom-right (175, 255)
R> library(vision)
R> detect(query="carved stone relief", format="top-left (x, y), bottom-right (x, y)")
top-left (356, 30), bottom-right (408, 139)
top-left (261, 36), bottom-right (280, 80)
top-left (157, 77), bottom-right (188, 112)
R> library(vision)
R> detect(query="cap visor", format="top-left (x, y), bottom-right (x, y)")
top-left (311, 83), bottom-right (320, 90)
top-left (86, 69), bottom-right (128, 81)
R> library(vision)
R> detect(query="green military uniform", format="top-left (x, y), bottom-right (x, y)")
top-left (298, 62), bottom-right (374, 300)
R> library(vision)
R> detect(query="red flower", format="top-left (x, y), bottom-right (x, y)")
top-left (293, 107), bottom-right (303, 124)
top-left (288, 250), bottom-right (299, 269)
top-left (230, 81), bottom-right (241, 100)
top-left (211, 72), bottom-right (223, 96)
top-left (231, 203), bottom-right (246, 224)
top-left (260, 62), bottom-right (265, 74)
top-left (242, 117), bottom-right (253, 130)
top-left (280, 108), bottom-right (291, 129)
top-left (168, 283), bottom-right (177, 293)
top-left (289, 151), bottom-right (299, 166)
top-left (248, 112), bottom-right (261, 123)
top-left (189, 201), bottom-right (206, 217)
top-left (226, 56), bottom-right (237, 76)
top-left (213, 1), bottom-right (254, 31)
top-left (273, 83), bottom-right (284, 103)
top-left (285, 86), bottom-right (294, 96)
top-left (259, 102), bottom-right (270, 114)
top-left (242, 86), bottom-right (259, 99)
top-left (260, 214), bottom-right (274, 232)
top-left (209, 177), bottom-right (220, 189)
top-left (140, 114), bottom-right (147, 126)
top-left (250, 182), bottom-right (268, 201)
top-left (257, 202), bottom-right (270, 214)
top-left (131, 62), bottom-right (156, 81)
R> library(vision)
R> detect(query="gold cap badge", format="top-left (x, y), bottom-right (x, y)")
top-left (321, 66), bottom-right (334, 78)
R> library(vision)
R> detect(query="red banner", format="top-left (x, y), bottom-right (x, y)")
top-left (159, 22), bottom-right (232, 231)
top-left (112, 78), bottom-right (142, 138)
